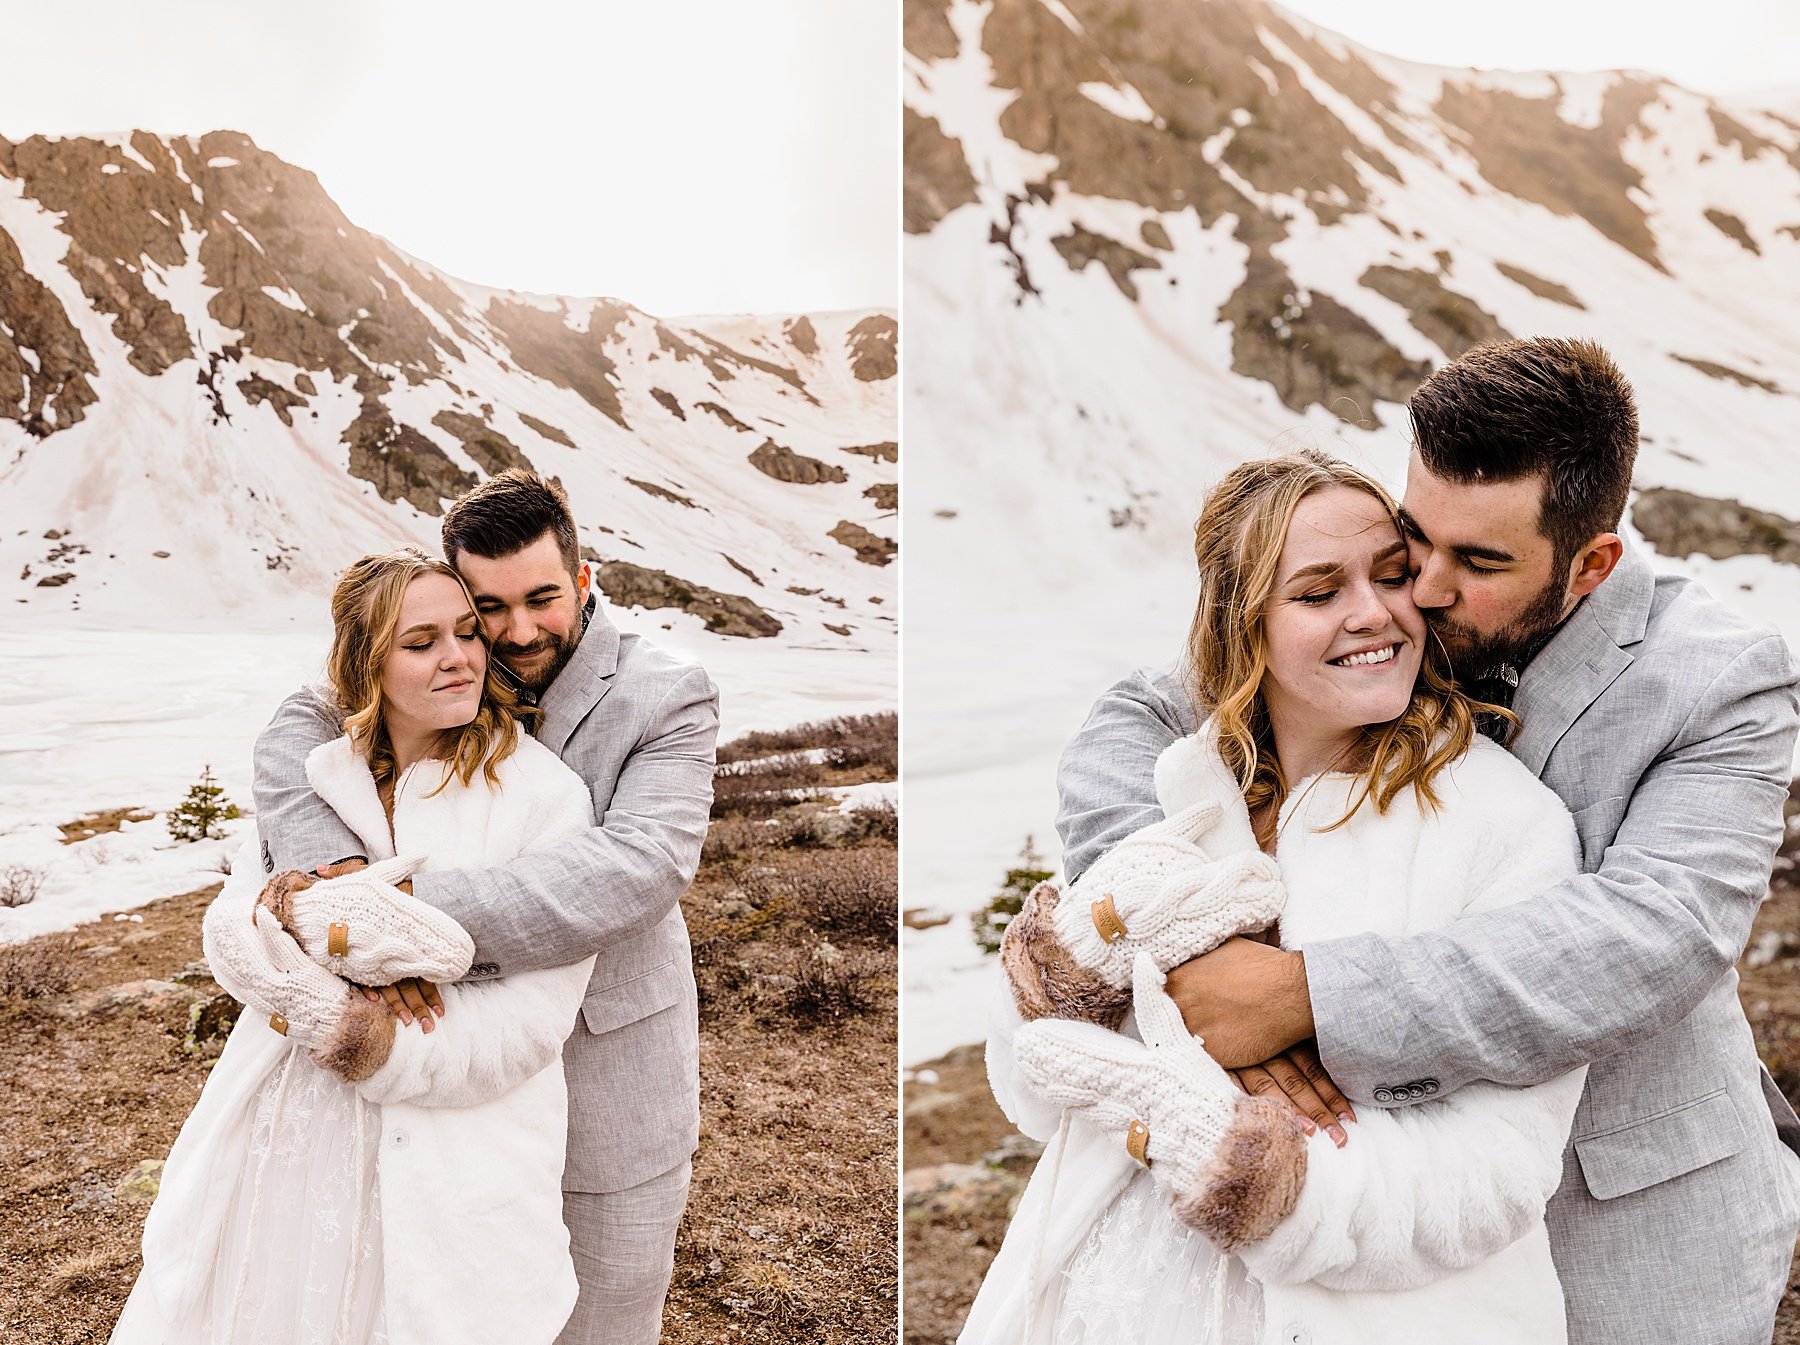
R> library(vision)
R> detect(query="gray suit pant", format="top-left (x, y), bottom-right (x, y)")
top-left (555, 1159), bottom-right (692, 1345)
top-left (1550, 1142), bottom-right (1800, 1345)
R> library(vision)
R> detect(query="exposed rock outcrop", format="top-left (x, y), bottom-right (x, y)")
top-left (905, 109), bottom-right (980, 235)
top-left (848, 315), bottom-right (898, 382)
top-left (430, 410), bottom-right (532, 476)
top-left (626, 477), bottom-right (700, 509)
top-left (594, 560), bottom-right (782, 637)
top-left (1634, 488), bottom-right (1800, 566)
top-left (749, 440), bottom-right (848, 485)
top-left (0, 226), bottom-right (99, 436)
top-left (1358, 265), bottom-right (1511, 359)
top-left (343, 393), bottom-right (475, 515)
top-left (1672, 355), bottom-right (1782, 394)
top-left (829, 520), bottom-right (896, 567)
top-left (518, 412), bottom-right (576, 448)
top-left (1052, 226), bottom-right (1161, 300)
top-left (1495, 262), bottom-right (1585, 309)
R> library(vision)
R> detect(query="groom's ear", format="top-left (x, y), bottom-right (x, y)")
top-left (1567, 533), bottom-right (1624, 599)
top-left (575, 561), bottom-right (591, 603)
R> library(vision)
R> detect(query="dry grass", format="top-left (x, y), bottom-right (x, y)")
top-left (0, 709), bottom-right (897, 1345)
top-left (0, 934), bottom-right (77, 1000)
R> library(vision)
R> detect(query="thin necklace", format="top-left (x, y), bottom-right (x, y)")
top-left (1270, 735), bottom-right (1364, 849)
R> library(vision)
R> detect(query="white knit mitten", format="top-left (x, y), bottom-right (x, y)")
top-left (259, 854), bottom-right (474, 986)
top-left (1050, 805), bottom-right (1285, 989)
top-left (207, 905), bottom-right (397, 1082)
top-left (1013, 953), bottom-right (1307, 1252)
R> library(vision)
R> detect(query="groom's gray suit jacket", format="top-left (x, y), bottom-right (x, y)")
top-left (1057, 544), bottom-right (1800, 1345)
top-left (254, 602), bottom-right (718, 1193)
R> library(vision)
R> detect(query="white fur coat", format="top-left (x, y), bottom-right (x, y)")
top-left (124, 733), bottom-right (595, 1345)
top-left (966, 731), bottom-right (1588, 1345)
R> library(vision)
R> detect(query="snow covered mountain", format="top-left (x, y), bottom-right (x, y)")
top-left (0, 130), bottom-right (897, 646)
top-left (903, 0), bottom-right (1800, 1061)
top-left (906, 0), bottom-right (1800, 638)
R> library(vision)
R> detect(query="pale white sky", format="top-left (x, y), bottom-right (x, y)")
top-left (0, 0), bottom-right (898, 316)
top-left (1277, 0), bottom-right (1800, 100)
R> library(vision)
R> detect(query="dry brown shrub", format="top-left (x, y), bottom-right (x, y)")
top-left (782, 943), bottom-right (889, 1024)
top-left (711, 755), bottom-right (833, 817)
top-left (0, 934), bottom-right (77, 1000)
top-left (821, 711), bottom-right (898, 775)
top-left (737, 849), bottom-right (897, 942)
top-left (715, 711), bottom-right (897, 770)
top-left (0, 864), bottom-right (46, 907)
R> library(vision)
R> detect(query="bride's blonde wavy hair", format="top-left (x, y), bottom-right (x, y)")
top-left (326, 548), bottom-right (536, 792)
top-left (1184, 449), bottom-right (1500, 832)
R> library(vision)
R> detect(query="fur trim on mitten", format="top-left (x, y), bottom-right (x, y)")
top-left (258, 854), bottom-right (475, 986)
top-left (1001, 881), bottom-right (1131, 1028)
top-left (205, 904), bottom-right (397, 1082)
top-left (1013, 953), bottom-right (1307, 1253)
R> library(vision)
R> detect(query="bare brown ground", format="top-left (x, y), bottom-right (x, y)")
top-left (905, 808), bottom-right (1800, 1344)
top-left (0, 798), bottom-right (896, 1344)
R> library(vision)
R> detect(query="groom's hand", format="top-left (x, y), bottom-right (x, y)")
top-left (1164, 936), bottom-right (1314, 1066)
top-left (1231, 1042), bottom-right (1355, 1147)
top-left (314, 858), bottom-right (413, 897)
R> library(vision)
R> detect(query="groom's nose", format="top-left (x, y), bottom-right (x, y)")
top-left (1410, 548), bottom-right (1456, 610)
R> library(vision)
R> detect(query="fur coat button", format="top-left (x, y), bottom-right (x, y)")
top-left (1282, 1324), bottom-right (1310, 1343)
top-left (392, 1131), bottom-right (410, 1149)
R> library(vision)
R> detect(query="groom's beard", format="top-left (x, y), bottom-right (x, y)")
top-left (498, 628), bottom-right (579, 695)
top-left (1426, 573), bottom-right (1569, 678)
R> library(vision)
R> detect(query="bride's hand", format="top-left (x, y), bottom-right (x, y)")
top-left (360, 977), bottom-right (445, 1030)
top-left (1230, 1041), bottom-right (1354, 1148)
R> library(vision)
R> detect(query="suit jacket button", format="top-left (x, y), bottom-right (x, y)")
top-left (1373, 1088), bottom-right (1394, 1104)
top-left (1409, 1084), bottom-right (1427, 1099)
top-left (1421, 1079), bottom-right (1440, 1096)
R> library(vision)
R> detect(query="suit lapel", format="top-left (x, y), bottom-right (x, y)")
top-left (1509, 544), bottom-right (1653, 776)
top-left (535, 602), bottom-right (622, 757)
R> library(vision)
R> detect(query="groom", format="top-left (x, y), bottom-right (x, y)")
top-left (252, 469), bottom-right (718, 1345)
top-left (1057, 339), bottom-right (1800, 1343)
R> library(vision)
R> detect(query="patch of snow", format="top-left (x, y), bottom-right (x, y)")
top-left (260, 285), bottom-right (307, 312)
top-left (1077, 81), bottom-right (1156, 125)
top-left (207, 156), bottom-right (240, 169)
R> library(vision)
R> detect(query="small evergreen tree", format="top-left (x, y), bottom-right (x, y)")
top-left (167, 764), bottom-right (241, 842)
top-left (971, 836), bottom-right (1055, 955)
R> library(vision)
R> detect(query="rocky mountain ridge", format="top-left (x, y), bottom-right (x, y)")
top-left (905, 0), bottom-right (1800, 636)
top-left (1, 130), bottom-right (896, 644)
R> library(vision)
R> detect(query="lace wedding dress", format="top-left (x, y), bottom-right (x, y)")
top-left (113, 1042), bottom-right (390, 1344)
top-left (1043, 1162), bottom-right (1264, 1345)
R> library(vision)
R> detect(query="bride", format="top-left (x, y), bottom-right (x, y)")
top-left (963, 450), bottom-right (1588, 1344)
top-left (112, 548), bottom-right (597, 1345)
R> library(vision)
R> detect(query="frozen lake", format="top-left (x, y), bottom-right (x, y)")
top-left (0, 610), bottom-right (893, 942)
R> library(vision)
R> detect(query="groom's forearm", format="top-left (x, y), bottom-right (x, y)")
top-left (411, 666), bottom-right (718, 975)
top-left (253, 687), bottom-right (360, 873)
top-left (1056, 666), bottom-right (1193, 881)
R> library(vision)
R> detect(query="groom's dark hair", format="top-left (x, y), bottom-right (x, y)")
top-left (1408, 338), bottom-right (1638, 573)
top-left (441, 469), bottom-right (581, 579)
